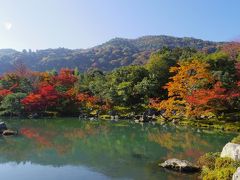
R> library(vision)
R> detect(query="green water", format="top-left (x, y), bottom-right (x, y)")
top-left (0, 118), bottom-right (235, 180)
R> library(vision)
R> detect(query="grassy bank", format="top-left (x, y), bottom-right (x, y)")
top-left (178, 119), bottom-right (240, 132)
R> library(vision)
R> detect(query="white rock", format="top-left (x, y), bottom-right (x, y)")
top-left (159, 158), bottom-right (200, 172)
top-left (221, 142), bottom-right (240, 161)
top-left (232, 167), bottom-right (240, 180)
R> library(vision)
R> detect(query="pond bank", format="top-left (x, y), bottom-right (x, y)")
top-left (178, 119), bottom-right (240, 133)
top-left (99, 113), bottom-right (240, 133)
top-left (197, 139), bottom-right (240, 179)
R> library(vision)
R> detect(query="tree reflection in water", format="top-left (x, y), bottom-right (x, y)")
top-left (0, 118), bottom-right (235, 180)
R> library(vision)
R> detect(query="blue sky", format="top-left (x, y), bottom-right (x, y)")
top-left (0, 0), bottom-right (239, 50)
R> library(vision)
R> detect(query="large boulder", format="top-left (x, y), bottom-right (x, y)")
top-left (159, 158), bottom-right (200, 173)
top-left (232, 167), bottom-right (240, 180)
top-left (0, 122), bottom-right (7, 133)
top-left (221, 143), bottom-right (240, 161)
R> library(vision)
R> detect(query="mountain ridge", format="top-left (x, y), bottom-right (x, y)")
top-left (0, 35), bottom-right (224, 74)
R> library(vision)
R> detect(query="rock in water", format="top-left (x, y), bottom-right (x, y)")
top-left (159, 158), bottom-right (200, 173)
top-left (221, 143), bottom-right (240, 161)
top-left (0, 122), bottom-right (7, 133)
top-left (2, 129), bottom-right (18, 136)
top-left (233, 167), bottom-right (240, 180)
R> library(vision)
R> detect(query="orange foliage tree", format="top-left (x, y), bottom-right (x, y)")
top-left (150, 60), bottom-right (213, 119)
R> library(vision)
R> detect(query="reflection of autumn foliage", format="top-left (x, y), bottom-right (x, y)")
top-left (64, 125), bottom-right (109, 139)
top-left (64, 129), bottom-right (86, 139)
top-left (20, 124), bottom-right (109, 155)
top-left (20, 128), bottom-right (52, 147)
top-left (20, 127), bottom-right (72, 155)
top-left (148, 130), bottom-right (210, 161)
top-left (184, 148), bottom-right (203, 159)
top-left (167, 148), bottom-right (204, 163)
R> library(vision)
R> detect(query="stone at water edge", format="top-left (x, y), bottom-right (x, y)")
top-left (221, 143), bottom-right (240, 161)
top-left (233, 167), bottom-right (240, 180)
top-left (0, 122), bottom-right (7, 133)
top-left (159, 158), bottom-right (200, 173)
top-left (2, 129), bottom-right (18, 136)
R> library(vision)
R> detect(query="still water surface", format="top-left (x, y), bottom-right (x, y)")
top-left (0, 118), bottom-right (235, 180)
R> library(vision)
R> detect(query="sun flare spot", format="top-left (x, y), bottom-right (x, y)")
top-left (3, 22), bottom-right (13, 31)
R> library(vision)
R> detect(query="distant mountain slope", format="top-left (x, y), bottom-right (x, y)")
top-left (0, 35), bottom-right (223, 74)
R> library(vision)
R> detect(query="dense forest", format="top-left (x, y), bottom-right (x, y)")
top-left (0, 41), bottom-right (239, 121)
top-left (0, 35), bottom-right (221, 74)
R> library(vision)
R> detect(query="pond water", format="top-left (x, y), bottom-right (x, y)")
top-left (0, 118), bottom-right (236, 180)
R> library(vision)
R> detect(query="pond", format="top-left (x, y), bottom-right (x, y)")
top-left (0, 118), bottom-right (235, 180)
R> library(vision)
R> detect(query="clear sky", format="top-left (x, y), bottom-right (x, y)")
top-left (0, 0), bottom-right (239, 50)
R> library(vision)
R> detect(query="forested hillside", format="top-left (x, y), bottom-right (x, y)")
top-left (0, 35), bottom-right (221, 74)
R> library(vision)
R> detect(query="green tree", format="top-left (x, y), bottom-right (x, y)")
top-left (106, 65), bottom-right (150, 108)
top-left (0, 93), bottom-right (27, 117)
top-left (146, 48), bottom-right (177, 98)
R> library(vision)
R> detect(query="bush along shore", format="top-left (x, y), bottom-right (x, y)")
top-left (195, 135), bottom-right (240, 180)
top-left (158, 135), bottom-right (240, 179)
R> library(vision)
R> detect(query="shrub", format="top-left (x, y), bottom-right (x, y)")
top-left (232, 135), bottom-right (240, 144)
top-left (202, 167), bottom-right (236, 180)
top-left (215, 157), bottom-right (235, 169)
top-left (197, 152), bottom-right (220, 170)
top-left (199, 154), bottom-right (240, 180)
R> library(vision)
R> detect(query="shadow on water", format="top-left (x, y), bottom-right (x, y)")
top-left (0, 118), bottom-right (236, 180)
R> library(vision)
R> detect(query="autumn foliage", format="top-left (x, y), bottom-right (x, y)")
top-left (21, 85), bottom-right (59, 112)
top-left (150, 57), bottom-right (240, 119)
top-left (0, 67), bottom-right (109, 117)
top-left (0, 45), bottom-right (239, 120)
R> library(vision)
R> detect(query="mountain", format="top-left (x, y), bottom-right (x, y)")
top-left (0, 35), bottom-right (223, 74)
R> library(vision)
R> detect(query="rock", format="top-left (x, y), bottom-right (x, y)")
top-left (89, 117), bottom-right (95, 121)
top-left (159, 158), bottom-right (200, 173)
top-left (221, 143), bottom-right (240, 161)
top-left (114, 115), bottom-right (119, 121)
top-left (233, 167), bottom-right (240, 180)
top-left (134, 119), bottom-right (140, 123)
top-left (110, 116), bottom-right (115, 121)
top-left (0, 122), bottom-right (7, 133)
top-left (2, 129), bottom-right (18, 136)
top-left (3, 130), bottom-right (17, 136)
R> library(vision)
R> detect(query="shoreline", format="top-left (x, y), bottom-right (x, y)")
top-left (2, 113), bottom-right (240, 133)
